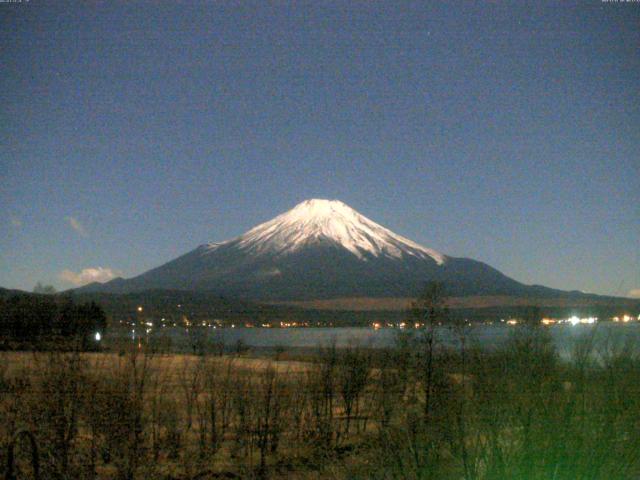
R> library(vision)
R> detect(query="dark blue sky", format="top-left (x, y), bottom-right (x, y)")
top-left (1, 1), bottom-right (639, 296)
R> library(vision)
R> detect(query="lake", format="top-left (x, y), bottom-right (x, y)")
top-left (127, 323), bottom-right (640, 358)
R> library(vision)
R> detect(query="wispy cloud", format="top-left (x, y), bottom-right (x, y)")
top-left (66, 216), bottom-right (88, 237)
top-left (628, 289), bottom-right (640, 299)
top-left (59, 267), bottom-right (119, 286)
top-left (10, 216), bottom-right (22, 228)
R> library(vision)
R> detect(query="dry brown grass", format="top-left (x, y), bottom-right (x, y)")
top-left (1, 351), bottom-right (311, 376)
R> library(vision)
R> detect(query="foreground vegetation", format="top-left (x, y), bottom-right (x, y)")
top-left (1, 322), bottom-right (639, 480)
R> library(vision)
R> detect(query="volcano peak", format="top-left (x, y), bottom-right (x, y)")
top-left (230, 199), bottom-right (446, 264)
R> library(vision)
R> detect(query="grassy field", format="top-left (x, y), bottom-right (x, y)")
top-left (1, 325), bottom-right (640, 479)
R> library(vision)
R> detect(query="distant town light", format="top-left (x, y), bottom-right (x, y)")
top-left (569, 316), bottom-right (580, 326)
top-left (137, 306), bottom-right (143, 312)
top-left (95, 332), bottom-right (101, 341)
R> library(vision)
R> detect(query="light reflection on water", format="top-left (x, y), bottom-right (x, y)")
top-left (124, 323), bottom-right (640, 358)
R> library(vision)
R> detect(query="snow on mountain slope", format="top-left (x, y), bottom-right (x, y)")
top-left (204, 199), bottom-right (446, 264)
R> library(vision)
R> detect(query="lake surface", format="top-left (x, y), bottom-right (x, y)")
top-left (129, 323), bottom-right (640, 358)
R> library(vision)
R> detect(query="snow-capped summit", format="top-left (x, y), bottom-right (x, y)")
top-left (221, 199), bottom-right (446, 264)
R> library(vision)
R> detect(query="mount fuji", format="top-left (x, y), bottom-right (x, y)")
top-left (77, 199), bottom-right (582, 301)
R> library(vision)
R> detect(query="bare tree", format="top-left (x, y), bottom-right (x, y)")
top-left (410, 281), bottom-right (449, 422)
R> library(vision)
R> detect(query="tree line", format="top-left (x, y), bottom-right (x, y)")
top-left (0, 293), bottom-right (107, 350)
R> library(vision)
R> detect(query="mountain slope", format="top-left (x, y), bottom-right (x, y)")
top-left (232, 199), bottom-right (445, 263)
top-left (77, 199), bottom-right (587, 301)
